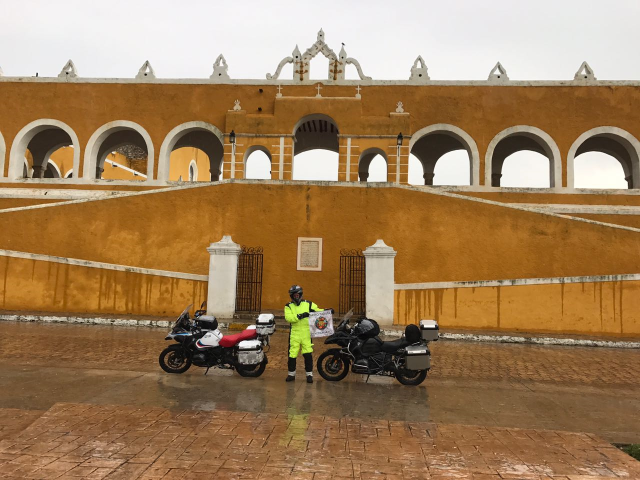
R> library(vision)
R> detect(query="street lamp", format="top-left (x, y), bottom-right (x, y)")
top-left (396, 132), bottom-right (403, 146)
top-left (229, 130), bottom-right (236, 147)
top-left (396, 133), bottom-right (403, 183)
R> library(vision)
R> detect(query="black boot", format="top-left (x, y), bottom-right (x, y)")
top-left (303, 353), bottom-right (313, 383)
top-left (286, 357), bottom-right (296, 382)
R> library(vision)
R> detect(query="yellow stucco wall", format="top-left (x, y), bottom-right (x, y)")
top-left (0, 256), bottom-right (207, 316)
top-left (395, 280), bottom-right (640, 336)
top-left (1, 183), bottom-right (640, 318)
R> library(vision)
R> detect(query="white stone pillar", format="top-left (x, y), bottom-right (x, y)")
top-left (206, 235), bottom-right (242, 318)
top-left (363, 239), bottom-right (397, 325)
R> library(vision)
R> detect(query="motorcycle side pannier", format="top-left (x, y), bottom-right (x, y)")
top-left (419, 319), bottom-right (439, 342)
top-left (237, 339), bottom-right (264, 365)
top-left (405, 345), bottom-right (430, 370)
top-left (256, 313), bottom-right (276, 335)
top-left (196, 315), bottom-right (218, 331)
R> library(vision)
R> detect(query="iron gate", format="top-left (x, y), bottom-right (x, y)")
top-left (235, 246), bottom-right (263, 313)
top-left (339, 249), bottom-right (366, 317)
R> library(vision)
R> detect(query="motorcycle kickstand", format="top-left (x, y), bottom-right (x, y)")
top-left (204, 367), bottom-right (211, 375)
top-left (366, 374), bottom-right (371, 383)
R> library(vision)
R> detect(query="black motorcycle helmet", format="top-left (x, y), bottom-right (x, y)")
top-left (289, 285), bottom-right (303, 305)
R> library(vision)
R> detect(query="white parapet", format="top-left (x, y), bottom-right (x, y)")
top-left (363, 239), bottom-right (397, 325)
top-left (206, 235), bottom-right (242, 318)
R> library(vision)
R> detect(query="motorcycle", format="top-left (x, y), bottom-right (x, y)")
top-left (316, 310), bottom-right (439, 386)
top-left (158, 303), bottom-right (276, 377)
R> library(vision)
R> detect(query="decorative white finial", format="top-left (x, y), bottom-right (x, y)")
top-left (210, 54), bottom-right (230, 81)
top-left (317, 29), bottom-right (325, 42)
top-left (276, 85), bottom-right (283, 98)
top-left (355, 85), bottom-right (361, 99)
top-left (395, 101), bottom-right (405, 113)
top-left (409, 56), bottom-right (430, 82)
top-left (574, 61), bottom-right (596, 81)
top-left (315, 84), bottom-right (322, 98)
top-left (233, 99), bottom-right (242, 111)
top-left (135, 60), bottom-right (156, 80)
top-left (488, 62), bottom-right (509, 82)
top-left (339, 44), bottom-right (347, 61)
top-left (58, 59), bottom-right (78, 79)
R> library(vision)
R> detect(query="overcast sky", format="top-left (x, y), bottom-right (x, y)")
top-left (1, 0), bottom-right (638, 187)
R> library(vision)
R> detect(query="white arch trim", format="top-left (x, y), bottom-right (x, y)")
top-left (158, 121), bottom-right (224, 183)
top-left (64, 168), bottom-right (74, 179)
top-left (567, 126), bottom-right (640, 189)
top-left (83, 120), bottom-right (155, 181)
top-left (8, 119), bottom-right (80, 181)
top-left (0, 130), bottom-right (5, 179)
top-left (47, 159), bottom-right (62, 178)
top-left (409, 124), bottom-right (480, 186)
top-left (484, 125), bottom-right (562, 188)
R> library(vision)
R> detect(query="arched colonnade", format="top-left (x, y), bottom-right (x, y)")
top-left (0, 119), bottom-right (639, 190)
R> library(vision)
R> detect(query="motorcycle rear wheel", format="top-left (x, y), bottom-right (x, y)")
top-left (159, 345), bottom-right (192, 374)
top-left (236, 358), bottom-right (267, 377)
top-left (395, 368), bottom-right (427, 386)
top-left (317, 349), bottom-right (350, 382)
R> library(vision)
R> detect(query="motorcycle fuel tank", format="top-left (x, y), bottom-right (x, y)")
top-left (196, 329), bottom-right (223, 349)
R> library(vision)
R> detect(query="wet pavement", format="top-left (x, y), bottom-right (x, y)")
top-left (0, 321), bottom-right (638, 478)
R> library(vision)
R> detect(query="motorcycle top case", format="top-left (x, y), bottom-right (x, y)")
top-left (237, 339), bottom-right (264, 365)
top-left (196, 315), bottom-right (218, 331)
top-left (405, 345), bottom-right (431, 371)
top-left (255, 313), bottom-right (276, 335)
top-left (419, 319), bottom-right (439, 342)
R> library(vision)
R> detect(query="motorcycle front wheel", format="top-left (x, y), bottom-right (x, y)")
top-left (395, 368), bottom-right (427, 386)
top-left (316, 349), bottom-right (350, 382)
top-left (236, 357), bottom-right (267, 378)
top-left (159, 345), bottom-right (192, 374)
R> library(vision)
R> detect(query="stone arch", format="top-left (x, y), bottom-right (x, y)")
top-left (84, 121), bottom-right (154, 180)
top-left (485, 126), bottom-right (561, 188)
top-left (409, 124), bottom-right (480, 186)
top-left (45, 159), bottom-right (61, 178)
top-left (158, 121), bottom-right (224, 182)
top-left (243, 145), bottom-right (272, 179)
top-left (567, 127), bottom-right (640, 189)
top-left (358, 147), bottom-right (388, 182)
top-left (188, 160), bottom-right (198, 182)
top-left (292, 114), bottom-right (339, 155)
top-left (8, 119), bottom-right (80, 180)
top-left (64, 169), bottom-right (74, 179)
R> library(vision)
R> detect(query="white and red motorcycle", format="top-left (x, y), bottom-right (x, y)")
top-left (159, 304), bottom-right (275, 377)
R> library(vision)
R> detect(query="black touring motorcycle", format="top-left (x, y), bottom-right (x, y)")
top-left (158, 303), bottom-right (275, 377)
top-left (316, 310), bottom-right (438, 386)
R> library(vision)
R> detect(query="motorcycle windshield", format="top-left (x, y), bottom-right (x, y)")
top-left (172, 304), bottom-right (193, 330)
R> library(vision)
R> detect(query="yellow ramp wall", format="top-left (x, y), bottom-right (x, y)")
top-left (395, 281), bottom-right (640, 336)
top-left (0, 256), bottom-right (207, 317)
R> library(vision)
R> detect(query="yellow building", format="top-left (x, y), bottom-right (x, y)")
top-left (0, 32), bottom-right (639, 337)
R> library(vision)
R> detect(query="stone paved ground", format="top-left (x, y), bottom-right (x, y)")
top-left (0, 402), bottom-right (639, 480)
top-left (1, 322), bottom-right (639, 387)
top-left (0, 321), bottom-right (639, 478)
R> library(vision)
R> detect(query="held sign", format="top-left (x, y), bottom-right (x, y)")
top-left (308, 310), bottom-right (334, 338)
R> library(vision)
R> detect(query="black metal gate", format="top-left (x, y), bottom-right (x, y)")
top-left (235, 246), bottom-right (263, 313)
top-left (339, 249), bottom-right (366, 317)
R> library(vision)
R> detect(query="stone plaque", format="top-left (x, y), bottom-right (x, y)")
top-left (297, 237), bottom-right (323, 271)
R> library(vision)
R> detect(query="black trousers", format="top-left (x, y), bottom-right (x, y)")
top-left (288, 353), bottom-right (313, 373)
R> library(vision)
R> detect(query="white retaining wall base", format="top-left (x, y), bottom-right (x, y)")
top-left (1, 314), bottom-right (638, 349)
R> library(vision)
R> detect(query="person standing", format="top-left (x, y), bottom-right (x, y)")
top-left (284, 285), bottom-right (327, 383)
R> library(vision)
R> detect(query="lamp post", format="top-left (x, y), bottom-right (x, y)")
top-left (229, 130), bottom-right (236, 179)
top-left (396, 133), bottom-right (403, 183)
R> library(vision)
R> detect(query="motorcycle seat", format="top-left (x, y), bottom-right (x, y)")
top-left (218, 328), bottom-right (257, 347)
top-left (380, 337), bottom-right (409, 353)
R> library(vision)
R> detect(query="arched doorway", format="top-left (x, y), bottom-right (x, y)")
top-left (244, 146), bottom-right (272, 180)
top-left (485, 126), bottom-right (561, 188)
top-left (358, 148), bottom-right (388, 182)
top-left (9, 119), bottom-right (80, 180)
top-left (568, 127), bottom-right (640, 189)
top-left (410, 124), bottom-right (479, 186)
top-left (84, 121), bottom-right (154, 181)
top-left (292, 114), bottom-right (339, 181)
top-left (158, 121), bottom-right (224, 182)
